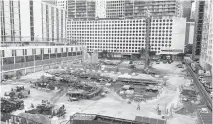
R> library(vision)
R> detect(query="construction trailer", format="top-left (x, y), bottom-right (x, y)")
top-left (70, 113), bottom-right (166, 124)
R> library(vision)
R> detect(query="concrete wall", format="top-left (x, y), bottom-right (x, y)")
top-left (1, 55), bottom-right (82, 80)
top-left (171, 17), bottom-right (186, 52)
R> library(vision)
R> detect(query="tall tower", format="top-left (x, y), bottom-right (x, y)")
top-left (192, 1), bottom-right (205, 60)
top-left (67, 0), bottom-right (95, 20)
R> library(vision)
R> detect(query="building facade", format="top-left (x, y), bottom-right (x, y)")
top-left (180, 0), bottom-right (193, 22)
top-left (67, 0), bottom-right (95, 20)
top-left (67, 17), bottom-right (186, 55)
top-left (199, 0), bottom-right (212, 70)
top-left (0, 0), bottom-right (22, 42)
top-left (0, 45), bottom-right (84, 79)
top-left (68, 0), bottom-right (181, 20)
top-left (106, 0), bottom-right (125, 18)
top-left (56, 0), bottom-right (67, 10)
top-left (42, 2), bottom-right (67, 43)
top-left (192, 1), bottom-right (205, 60)
top-left (0, 0), bottom-right (67, 46)
top-left (95, 0), bottom-right (106, 18)
top-left (124, 0), bottom-right (181, 19)
top-left (185, 21), bottom-right (195, 45)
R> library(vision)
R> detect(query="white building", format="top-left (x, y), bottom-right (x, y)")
top-left (200, 0), bottom-right (212, 70)
top-left (95, 0), bottom-right (106, 18)
top-left (1, 0), bottom-right (67, 45)
top-left (19, 0), bottom-right (43, 41)
top-left (67, 17), bottom-right (186, 55)
top-left (41, 2), bottom-right (67, 43)
top-left (0, 0), bottom-right (21, 42)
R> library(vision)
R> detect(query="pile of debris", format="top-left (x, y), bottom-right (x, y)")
top-left (25, 100), bottom-right (66, 118)
top-left (1, 97), bottom-right (24, 113)
top-left (66, 82), bottom-right (103, 101)
top-left (31, 76), bottom-right (59, 90)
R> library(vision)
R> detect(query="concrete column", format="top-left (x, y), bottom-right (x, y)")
top-left (24, 68), bottom-right (27, 75)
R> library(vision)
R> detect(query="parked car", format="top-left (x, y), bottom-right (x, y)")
top-left (210, 92), bottom-right (213, 98)
top-left (198, 76), bottom-right (204, 81)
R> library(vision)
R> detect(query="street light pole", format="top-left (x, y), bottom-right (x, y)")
top-left (145, 8), bottom-right (151, 69)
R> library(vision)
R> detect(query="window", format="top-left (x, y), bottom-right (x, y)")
top-left (32, 49), bottom-right (36, 55)
top-left (41, 49), bottom-right (44, 54)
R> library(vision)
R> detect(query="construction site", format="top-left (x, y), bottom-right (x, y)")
top-left (1, 57), bottom-right (204, 124)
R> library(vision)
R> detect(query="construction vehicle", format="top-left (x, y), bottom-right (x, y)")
top-left (4, 86), bottom-right (30, 99)
top-left (1, 98), bottom-right (24, 113)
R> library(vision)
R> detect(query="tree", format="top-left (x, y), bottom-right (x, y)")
top-left (139, 48), bottom-right (146, 57)
top-left (102, 50), bottom-right (108, 58)
top-left (107, 52), bottom-right (113, 59)
top-left (185, 44), bottom-right (193, 54)
top-left (149, 51), bottom-right (156, 57)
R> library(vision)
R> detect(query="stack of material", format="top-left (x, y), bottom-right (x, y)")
top-left (18, 113), bottom-right (50, 124)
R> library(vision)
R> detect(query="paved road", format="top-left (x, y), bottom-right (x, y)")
top-left (186, 64), bottom-right (212, 111)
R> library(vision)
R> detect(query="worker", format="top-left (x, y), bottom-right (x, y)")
top-left (11, 88), bottom-right (13, 91)
top-left (28, 90), bottom-right (30, 95)
top-left (137, 103), bottom-right (140, 110)
top-left (31, 103), bottom-right (34, 108)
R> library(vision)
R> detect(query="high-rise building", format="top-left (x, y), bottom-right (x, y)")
top-left (0, 0), bottom-right (22, 42)
top-left (42, 0), bottom-right (57, 5)
top-left (69, 0), bottom-right (181, 20)
top-left (56, 0), bottom-right (67, 10)
top-left (41, 2), bottom-right (67, 43)
top-left (199, 0), bottom-right (212, 70)
top-left (67, 0), bottom-right (95, 20)
top-left (125, 0), bottom-right (181, 18)
top-left (67, 17), bottom-right (186, 55)
top-left (185, 21), bottom-right (195, 45)
top-left (95, 0), bottom-right (106, 18)
top-left (0, 0), bottom-right (67, 45)
top-left (192, 1), bottom-right (205, 60)
top-left (106, 0), bottom-right (125, 18)
top-left (19, 0), bottom-right (43, 41)
top-left (180, 0), bottom-right (193, 21)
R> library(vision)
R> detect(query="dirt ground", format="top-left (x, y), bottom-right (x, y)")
top-left (0, 61), bottom-right (197, 124)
